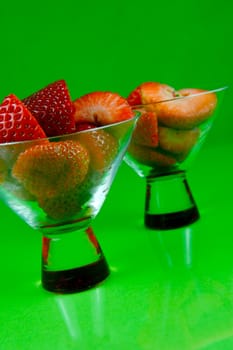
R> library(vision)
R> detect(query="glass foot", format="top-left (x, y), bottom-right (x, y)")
top-left (42, 227), bottom-right (110, 294)
top-left (145, 171), bottom-right (200, 230)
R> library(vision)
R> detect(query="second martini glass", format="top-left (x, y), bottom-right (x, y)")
top-left (124, 87), bottom-right (227, 230)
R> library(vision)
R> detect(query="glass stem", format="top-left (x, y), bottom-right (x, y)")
top-left (42, 227), bottom-right (110, 294)
top-left (145, 170), bottom-right (200, 230)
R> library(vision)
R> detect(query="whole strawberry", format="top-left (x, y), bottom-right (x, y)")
top-left (23, 80), bottom-right (76, 137)
top-left (12, 140), bottom-right (90, 198)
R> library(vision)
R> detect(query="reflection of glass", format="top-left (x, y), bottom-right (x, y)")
top-left (138, 276), bottom-right (233, 349)
top-left (55, 287), bottom-right (107, 348)
top-left (125, 87), bottom-right (227, 230)
top-left (148, 225), bottom-right (196, 270)
top-left (0, 115), bottom-right (138, 293)
top-left (140, 221), bottom-right (233, 349)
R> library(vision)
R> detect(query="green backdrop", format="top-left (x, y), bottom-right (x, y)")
top-left (1, 1), bottom-right (233, 349)
top-left (1, 0), bottom-right (232, 140)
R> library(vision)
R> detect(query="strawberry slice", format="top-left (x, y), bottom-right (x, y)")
top-left (128, 142), bottom-right (176, 168)
top-left (132, 111), bottom-right (159, 148)
top-left (127, 82), bottom-right (176, 106)
top-left (0, 94), bottom-right (46, 143)
top-left (73, 91), bottom-right (134, 126)
top-left (23, 80), bottom-right (76, 137)
top-left (158, 126), bottom-right (200, 156)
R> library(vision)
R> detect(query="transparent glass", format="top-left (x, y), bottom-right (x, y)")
top-left (0, 114), bottom-right (139, 293)
top-left (124, 87), bottom-right (227, 230)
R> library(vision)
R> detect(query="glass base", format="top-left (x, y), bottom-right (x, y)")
top-left (145, 171), bottom-right (200, 230)
top-left (42, 255), bottom-right (109, 294)
top-left (145, 206), bottom-right (200, 230)
top-left (42, 227), bottom-right (110, 294)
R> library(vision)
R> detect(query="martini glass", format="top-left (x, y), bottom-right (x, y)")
top-left (124, 87), bottom-right (227, 230)
top-left (0, 114), bottom-right (138, 294)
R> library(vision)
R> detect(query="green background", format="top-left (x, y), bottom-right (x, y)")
top-left (1, 1), bottom-right (233, 349)
top-left (1, 0), bottom-right (232, 136)
top-left (0, 0), bottom-right (232, 142)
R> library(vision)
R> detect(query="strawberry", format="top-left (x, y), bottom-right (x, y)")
top-left (127, 85), bottom-right (142, 106)
top-left (132, 111), bottom-right (159, 148)
top-left (12, 140), bottom-right (90, 199)
top-left (38, 189), bottom-right (82, 220)
top-left (23, 80), bottom-right (76, 137)
top-left (157, 88), bottom-right (218, 129)
top-left (0, 94), bottom-right (46, 143)
top-left (0, 158), bottom-right (7, 183)
top-left (75, 121), bottom-right (97, 132)
top-left (73, 91), bottom-right (134, 126)
top-left (77, 129), bottom-right (118, 171)
top-left (127, 82), bottom-right (176, 106)
top-left (158, 126), bottom-right (200, 156)
top-left (127, 142), bottom-right (176, 168)
top-left (128, 82), bottom-right (217, 129)
top-left (38, 172), bottom-right (96, 220)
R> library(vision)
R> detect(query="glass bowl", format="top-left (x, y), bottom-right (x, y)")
top-left (124, 87), bottom-right (227, 230)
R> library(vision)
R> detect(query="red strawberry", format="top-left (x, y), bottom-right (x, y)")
top-left (38, 189), bottom-right (82, 220)
top-left (0, 158), bottom-right (7, 183)
top-left (127, 85), bottom-right (142, 106)
top-left (158, 126), bottom-right (200, 155)
top-left (157, 88), bottom-right (218, 129)
top-left (73, 91), bottom-right (134, 126)
top-left (12, 140), bottom-right (90, 198)
top-left (77, 129), bottom-right (118, 171)
top-left (128, 82), bottom-right (217, 129)
top-left (23, 80), bottom-right (76, 137)
top-left (127, 82), bottom-right (176, 106)
top-left (127, 142), bottom-right (176, 168)
top-left (76, 121), bottom-right (97, 132)
top-left (38, 173), bottom-right (95, 220)
top-left (132, 111), bottom-right (159, 148)
top-left (0, 94), bottom-right (46, 143)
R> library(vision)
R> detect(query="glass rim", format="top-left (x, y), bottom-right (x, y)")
top-left (131, 86), bottom-right (228, 110)
top-left (0, 111), bottom-right (140, 147)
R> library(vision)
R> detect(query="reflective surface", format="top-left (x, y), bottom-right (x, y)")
top-left (1, 142), bottom-right (233, 349)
